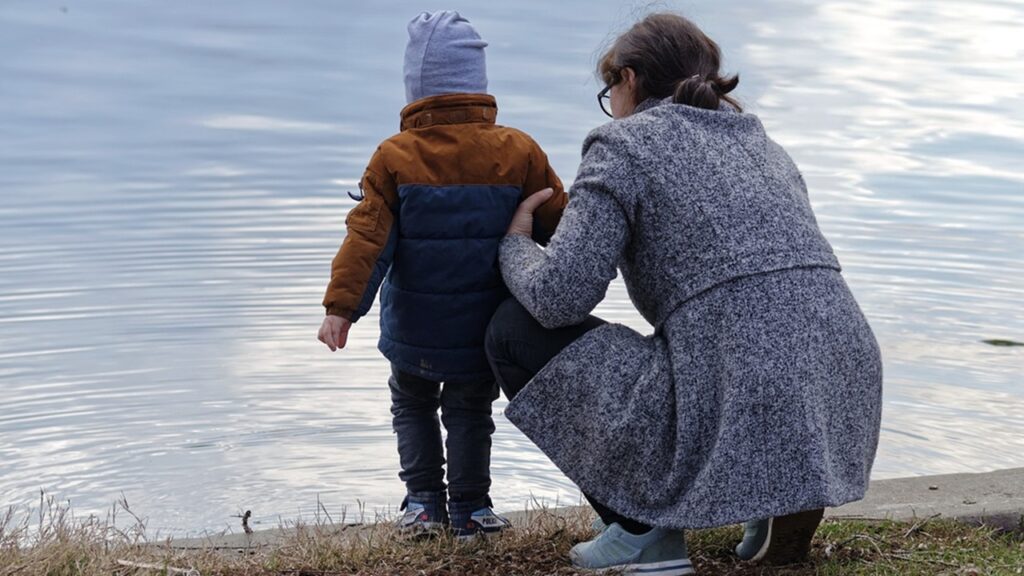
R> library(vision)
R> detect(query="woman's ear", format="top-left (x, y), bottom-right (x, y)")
top-left (620, 67), bottom-right (641, 115)
top-left (621, 67), bottom-right (638, 95)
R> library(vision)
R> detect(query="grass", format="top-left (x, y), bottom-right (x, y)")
top-left (2, 495), bottom-right (1022, 575)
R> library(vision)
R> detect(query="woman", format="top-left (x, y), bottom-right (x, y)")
top-left (486, 13), bottom-right (883, 576)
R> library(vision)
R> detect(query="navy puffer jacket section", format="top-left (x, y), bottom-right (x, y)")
top-left (322, 93), bottom-right (567, 382)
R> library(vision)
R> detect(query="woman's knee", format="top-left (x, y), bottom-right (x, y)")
top-left (493, 297), bottom-right (532, 326)
top-left (485, 298), bottom-right (533, 355)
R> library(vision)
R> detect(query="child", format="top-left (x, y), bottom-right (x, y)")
top-left (317, 10), bottom-right (567, 538)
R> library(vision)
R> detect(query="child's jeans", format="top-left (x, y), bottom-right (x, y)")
top-left (388, 365), bottom-right (499, 503)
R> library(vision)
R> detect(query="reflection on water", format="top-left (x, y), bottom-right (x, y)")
top-left (1, 0), bottom-right (1022, 534)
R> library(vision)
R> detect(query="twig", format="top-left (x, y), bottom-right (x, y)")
top-left (903, 513), bottom-right (942, 538)
top-left (887, 552), bottom-right (961, 568)
top-left (836, 533), bottom-right (887, 556)
top-left (317, 495), bottom-right (334, 525)
top-left (116, 559), bottom-right (200, 576)
top-left (117, 492), bottom-right (149, 544)
top-left (1, 562), bottom-right (28, 576)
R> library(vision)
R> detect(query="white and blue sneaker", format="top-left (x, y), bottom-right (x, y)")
top-left (570, 523), bottom-right (694, 575)
top-left (734, 508), bottom-right (823, 564)
top-left (396, 492), bottom-right (448, 535)
top-left (448, 497), bottom-right (511, 540)
top-left (735, 518), bottom-right (771, 561)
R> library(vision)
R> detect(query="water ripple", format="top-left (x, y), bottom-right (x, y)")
top-left (1, 0), bottom-right (1022, 535)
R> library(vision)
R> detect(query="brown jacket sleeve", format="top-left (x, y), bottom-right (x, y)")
top-left (523, 141), bottom-right (568, 246)
top-left (322, 148), bottom-right (398, 321)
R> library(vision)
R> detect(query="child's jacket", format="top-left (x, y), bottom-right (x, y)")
top-left (323, 93), bottom-right (567, 381)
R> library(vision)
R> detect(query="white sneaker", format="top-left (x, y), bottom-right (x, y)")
top-left (449, 497), bottom-right (511, 540)
top-left (396, 493), bottom-right (448, 534)
top-left (570, 523), bottom-right (694, 575)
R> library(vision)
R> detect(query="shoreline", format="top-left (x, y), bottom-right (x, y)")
top-left (170, 466), bottom-right (1024, 549)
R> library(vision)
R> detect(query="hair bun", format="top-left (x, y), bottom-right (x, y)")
top-left (673, 75), bottom-right (720, 111)
top-left (713, 74), bottom-right (739, 95)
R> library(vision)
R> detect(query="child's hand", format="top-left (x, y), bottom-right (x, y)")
top-left (318, 315), bottom-right (352, 351)
top-left (507, 188), bottom-right (555, 237)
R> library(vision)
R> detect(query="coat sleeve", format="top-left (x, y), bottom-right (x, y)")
top-left (499, 136), bottom-right (632, 329)
top-left (322, 147), bottom-right (398, 322)
top-left (522, 139), bottom-right (568, 246)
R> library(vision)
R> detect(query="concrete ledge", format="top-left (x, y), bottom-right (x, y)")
top-left (168, 467), bottom-right (1024, 549)
top-left (827, 467), bottom-right (1024, 531)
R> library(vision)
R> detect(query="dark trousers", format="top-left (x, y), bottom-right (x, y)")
top-left (484, 298), bottom-right (652, 534)
top-left (389, 365), bottom-right (499, 503)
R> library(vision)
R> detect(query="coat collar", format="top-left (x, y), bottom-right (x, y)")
top-left (633, 97), bottom-right (667, 114)
top-left (400, 93), bottom-right (498, 131)
top-left (634, 96), bottom-right (740, 114)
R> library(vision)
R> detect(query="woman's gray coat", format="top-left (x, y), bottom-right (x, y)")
top-left (499, 98), bottom-right (883, 529)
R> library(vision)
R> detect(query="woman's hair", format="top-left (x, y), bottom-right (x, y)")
top-left (599, 13), bottom-right (741, 112)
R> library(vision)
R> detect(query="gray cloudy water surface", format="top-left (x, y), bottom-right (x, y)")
top-left (1, 0), bottom-right (1022, 536)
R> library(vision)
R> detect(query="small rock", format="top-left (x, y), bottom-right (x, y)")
top-left (963, 499), bottom-right (977, 505)
top-left (928, 485), bottom-right (939, 490)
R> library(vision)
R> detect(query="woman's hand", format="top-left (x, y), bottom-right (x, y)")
top-left (318, 315), bottom-right (352, 351)
top-left (507, 188), bottom-right (555, 237)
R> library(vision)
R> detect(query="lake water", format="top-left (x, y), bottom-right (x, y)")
top-left (1, 0), bottom-right (1022, 536)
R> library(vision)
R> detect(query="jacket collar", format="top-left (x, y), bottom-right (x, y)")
top-left (400, 93), bottom-right (498, 131)
top-left (634, 97), bottom-right (667, 114)
top-left (634, 96), bottom-right (740, 115)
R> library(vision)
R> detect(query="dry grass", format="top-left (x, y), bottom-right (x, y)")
top-left (2, 494), bottom-right (1022, 575)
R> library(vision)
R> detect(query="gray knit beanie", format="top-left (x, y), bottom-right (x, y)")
top-left (403, 11), bottom-right (488, 104)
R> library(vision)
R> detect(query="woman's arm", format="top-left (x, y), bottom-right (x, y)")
top-left (500, 137), bottom-right (632, 329)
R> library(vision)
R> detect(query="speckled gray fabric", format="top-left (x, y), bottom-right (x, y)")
top-left (499, 98), bottom-right (883, 529)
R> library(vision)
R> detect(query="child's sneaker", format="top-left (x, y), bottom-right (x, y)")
top-left (448, 496), bottom-right (511, 540)
top-left (396, 492), bottom-right (448, 535)
top-left (569, 523), bottom-right (694, 575)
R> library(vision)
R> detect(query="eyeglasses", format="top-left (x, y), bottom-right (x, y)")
top-left (598, 85), bottom-right (613, 118)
